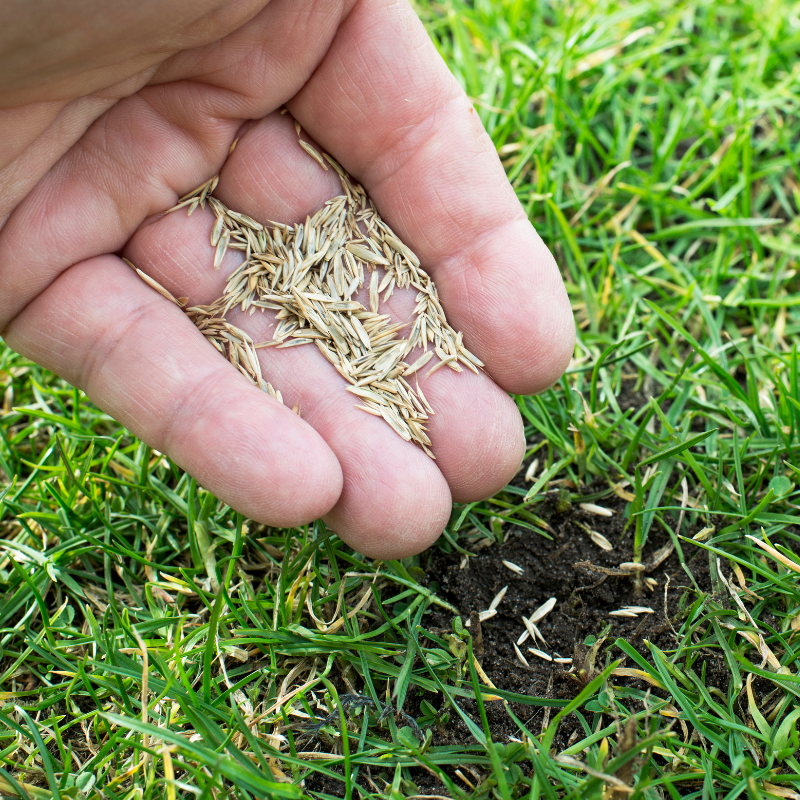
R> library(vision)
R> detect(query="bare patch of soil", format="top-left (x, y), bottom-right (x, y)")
top-left (421, 493), bottom-right (716, 750)
top-left (303, 492), bottom-right (720, 797)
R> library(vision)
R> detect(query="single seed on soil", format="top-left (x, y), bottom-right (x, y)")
top-left (530, 597), bottom-right (557, 623)
top-left (513, 642), bottom-right (529, 668)
top-left (478, 609), bottom-right (497, 622)
top-left (589, 530), bottom-right (614, 551)
top-left (503, 560), bottom-right (524, 575)
top-left (554, 657), bottom-right (572, 665)
top-left (619, 562), bottom-right (646, 572)
top-left (489, 586), bottom-right (508, 611)
top-left (226, 646), bottom-right (251, 663)
top-left (521, 615), bottom-right (545, 645)
top-left (609, 610), bottom-right (639, 618)
top-left (528, 648), bottom-right (553, 662)
top-left (524, 459), bottom-right (539, 482)
top-left (580, 502), bottom-right (614, 517)
top-left (455, 770), bottom-right (476, 790)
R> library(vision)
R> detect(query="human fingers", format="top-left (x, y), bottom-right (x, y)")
top-left (124, 116), bottom-right (455, 558)
top-left (213, 113), bottom-right (526, 502)
top-left (0, 0), bottom-right (269, 105)
top-left (3, 255), bottom-right (344, 527)
top-left (288, 0), bottom-right (575, 395)
top-left (0, 0), bottom-right (345, 333)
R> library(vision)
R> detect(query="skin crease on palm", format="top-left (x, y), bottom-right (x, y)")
top-left (0, 0), bottom-right (575, 559)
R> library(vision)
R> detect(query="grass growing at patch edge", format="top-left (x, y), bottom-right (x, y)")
top-left (3, 0), bottom-right (800, 796)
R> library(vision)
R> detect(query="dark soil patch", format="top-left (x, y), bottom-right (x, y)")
top-left (303, 494), bottom-right (719, 797)
top-left (422, 492), bottom-right (716, 752)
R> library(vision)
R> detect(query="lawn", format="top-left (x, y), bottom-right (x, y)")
top-left (3, 0), bottom-right (800, 797)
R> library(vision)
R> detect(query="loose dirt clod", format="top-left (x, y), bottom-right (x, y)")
top-left (133, 137), bottom-right (483, 457)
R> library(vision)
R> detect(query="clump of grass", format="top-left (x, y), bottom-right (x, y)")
top-left (3, 0), bottom-right (800, 796)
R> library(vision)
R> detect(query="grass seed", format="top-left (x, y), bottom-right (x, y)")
top-left (489, 585), bottom-right (508, 610)
top-left (530, 596), bottom-right (557, 622)
top-left (155, 136), bottom-right (481, 454)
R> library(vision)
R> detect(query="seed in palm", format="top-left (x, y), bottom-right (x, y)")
top-left (132, 136), bottom-right (482, 457)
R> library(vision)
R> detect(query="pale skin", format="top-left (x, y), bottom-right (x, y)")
top-left (0, 0), bottom-right (575, 559)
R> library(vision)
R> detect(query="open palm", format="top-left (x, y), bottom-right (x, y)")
top-left (0, 0), bottom-right (574, 558)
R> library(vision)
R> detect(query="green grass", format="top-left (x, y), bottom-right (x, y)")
top-left (3, 0), bottom-right (800, 796)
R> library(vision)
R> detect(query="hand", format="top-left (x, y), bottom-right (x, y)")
top-left (0, 0), bottom-right (574, 558)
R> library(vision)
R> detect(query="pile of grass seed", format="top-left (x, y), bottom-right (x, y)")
top-left (130, 134), bottom-right (482, 458)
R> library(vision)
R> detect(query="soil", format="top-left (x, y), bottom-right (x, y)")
top-left (303, 489), bottom-right (722, 797)
top-left (424, 492), bottom-right (715, 733)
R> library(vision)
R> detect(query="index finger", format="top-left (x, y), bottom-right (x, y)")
top-left (288, 0), bottom-right (575, 395)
